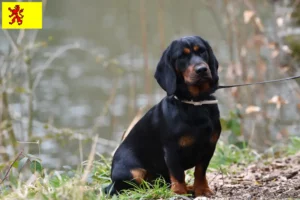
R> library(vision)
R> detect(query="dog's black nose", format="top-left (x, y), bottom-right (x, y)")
top-left (195, 65), bottom-right (208, 74)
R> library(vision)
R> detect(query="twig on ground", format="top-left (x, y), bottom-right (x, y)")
top-left (285, 170), bottom-right (298, 179)
top-left (81, 135), bottom-right (98, 183)
top-left (209, 172), bottom-right (220, 185)
top-left (0, 149), bottom-right (24, 184)
top-left (219, 167), bottom-right (225, 189)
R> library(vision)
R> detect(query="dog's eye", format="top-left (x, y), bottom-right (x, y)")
top-left (183, 48), bottom-right (191, 54)
top-left (193, 46), bottom-right (199, 51)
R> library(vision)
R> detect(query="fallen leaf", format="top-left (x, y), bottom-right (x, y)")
top-left (255, 17), bottom-right (264, 32)
top-left (244, 10), bottom-right (255, 24)
top-left (254, 180), bottom-right (261, 185)
top-left (268, 95), bottom-right (288, 109)
top-left (268, 42), bottom-right (277, 49)
top-left (271, 50), bottom-right (279, 58)
top-left (245, 106), bottom-right (261, 114)
top-left (276, 17), bottom-right (284, 27)
top-left (282, 45), bottom-right (291, 53)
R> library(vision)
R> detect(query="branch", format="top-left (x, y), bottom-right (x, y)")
top-left (0, 149), bottom-right (24, 184)
top-left (32, 43), bottom-right (80, 90)
top-left (81, 135), bottom-right (98, 183)
top-left (2, 30), bottom-right (19, 54)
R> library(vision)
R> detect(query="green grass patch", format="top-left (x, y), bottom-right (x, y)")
top-left (1, 137), bottom-right (299, 200)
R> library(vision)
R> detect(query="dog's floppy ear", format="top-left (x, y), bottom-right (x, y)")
top-left (154, 42), bottom-right (177, 96)
top-left (202, 39), bottom-right (219, 84)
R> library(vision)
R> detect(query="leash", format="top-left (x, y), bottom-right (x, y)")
top-left (174, 75), bottom-right (300, 106)
top-left (217, 75), bottom-right (300, 89)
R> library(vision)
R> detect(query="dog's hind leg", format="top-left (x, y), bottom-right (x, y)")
top-left (105, 166), bottom-right (148, 195)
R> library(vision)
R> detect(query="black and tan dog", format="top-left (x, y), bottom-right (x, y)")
top-left (104, 36), bottom-right (221, 197)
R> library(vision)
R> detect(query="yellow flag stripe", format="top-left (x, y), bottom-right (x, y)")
top-left (2, 2), bottom-right (43, 29)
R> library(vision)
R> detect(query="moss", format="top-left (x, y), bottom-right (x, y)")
top-left (291, 0), bottom-right (300, 26)
top-left (285, 35), bottom-right (300, 61)
top-left (285, 0), bottom-right (300, 61)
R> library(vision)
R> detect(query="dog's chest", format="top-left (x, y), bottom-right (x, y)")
top-left (177, 131), bottom-right (216, 169)
top-left (178, 135), bottom-right (196, 147)
top-left (177, 130), bottom-right (213, 149)
top-left (173, 107), bottom-right (215, 149)
top-left (177, 104), bottom-right (214, 125)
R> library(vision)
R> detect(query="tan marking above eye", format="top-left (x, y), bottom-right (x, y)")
top-left (193, 45), bottom-right (199, 51)
top-left (183, 48), bottom-right (191, 54)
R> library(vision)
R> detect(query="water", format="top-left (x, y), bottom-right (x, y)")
top-left (1, 0), bottom-right (299, 168)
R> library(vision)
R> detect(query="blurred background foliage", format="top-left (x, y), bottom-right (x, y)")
top-left (0, 0), bottom-right (300, 170)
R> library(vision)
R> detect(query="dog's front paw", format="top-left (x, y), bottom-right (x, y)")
top-left (171, 182), bottom-right (188, 195)
top-left (194, 187), bottom-right (214, 197)
top-left (186, 185), bottom-right (194, 192)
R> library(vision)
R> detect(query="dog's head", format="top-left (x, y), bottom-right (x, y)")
top-left (155, 36), bottom-right (219, 98)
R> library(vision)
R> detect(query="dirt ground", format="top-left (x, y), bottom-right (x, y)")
top-left (201, 153), bottom-right (300, 199)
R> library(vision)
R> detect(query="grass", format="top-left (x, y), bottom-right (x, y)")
top-left (116, 179), bottom-right (177, 200)
top-left (0, 136), bottom-right (299, 200)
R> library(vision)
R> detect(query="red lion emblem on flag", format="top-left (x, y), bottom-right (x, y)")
top-left (8, 5), bottom-right (24, 25)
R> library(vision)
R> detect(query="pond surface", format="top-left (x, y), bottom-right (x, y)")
top-left (3, 0), bottom-right (296, 168)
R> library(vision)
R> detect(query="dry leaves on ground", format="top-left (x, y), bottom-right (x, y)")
top-left (207, 153), bottom-right (300, 199)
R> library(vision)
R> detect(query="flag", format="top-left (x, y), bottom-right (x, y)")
top-left (2, 2), bottom-right (43, 29)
